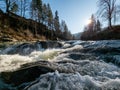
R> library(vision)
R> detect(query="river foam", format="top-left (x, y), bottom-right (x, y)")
top-left (25, 71), bottom-right (120, 90)
top-left (0, 40), bottom-right (120, 90)
top-left (0, 49), bottom-right (60, 72)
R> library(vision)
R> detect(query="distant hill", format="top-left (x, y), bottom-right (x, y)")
top-left (73, 32), bottom-right (82, 40)
top-left (0, 10), bottom-right (57, 42)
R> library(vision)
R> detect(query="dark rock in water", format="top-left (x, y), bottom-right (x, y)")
top-left (2, 43), bottom-right (36, 55)
top-left (1, 41), bottom-right (63, 55)
top-left (0, 60), bottom-right (88, 88)
top-left (1, 64), bottom-right (55, 86)
top-left (101, 55), bottom-right (120, 66)
top-left (37, 41), bottom-right (62, 49)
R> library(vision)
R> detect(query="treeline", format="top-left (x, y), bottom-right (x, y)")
top-left (0, 0), bottom-right (73, 40)
top-left (81, 0), bottom-right (120, 40)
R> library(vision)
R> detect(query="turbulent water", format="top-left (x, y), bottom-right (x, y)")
top-left (0, 40), bottom-right (120, 90)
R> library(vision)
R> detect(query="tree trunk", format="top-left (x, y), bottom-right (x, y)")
top-left (109, 17), bottom-right (112, 29)
top-left (21, 0), bottom-right (23, 16)
top-left (6, 0), bottom-right (10, 14)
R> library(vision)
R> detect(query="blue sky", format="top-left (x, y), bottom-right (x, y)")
top-left (43, 0), bottom-right (98, 34)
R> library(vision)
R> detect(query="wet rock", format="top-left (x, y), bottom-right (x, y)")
top-left (1, 64), bottom-right (54, 86)
top-left (101, 55), bottom-right (120, 66)
top-left (37, 41), bottom-right (62, 49)
top-left (1, 41), bottom-right (63, 55)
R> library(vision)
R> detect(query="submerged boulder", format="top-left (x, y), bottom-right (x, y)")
top-left (1, 64), bottom-right (54, 86)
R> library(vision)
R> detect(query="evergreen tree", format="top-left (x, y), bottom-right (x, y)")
top-left (30, 0), bottom-right (37, 20)
top-left (37, 0), bottom-right (42, 23)
top-left (60, 20), bottom-right (65, 32)
top-left (30, 0), bottom-right (42, 36)
top-left (30, 0), bottom-right (42, 22)
top-left (87, 14), bottom-right (96, 32)
top-left (47, 4), bottom-right (53, 30)
top-left (63, 23), bottom-right (69, 38)
top-left (60, 20), bottom-right (72, 40)
top-left (54, 11), bottom-right (61, 35)
top-left (96, 19), bottom-right (101, 32)
top-left (41, 4), bottom-right (47, 24)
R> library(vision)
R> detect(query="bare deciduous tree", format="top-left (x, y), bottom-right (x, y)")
top-left (4, 0), bottom-right (17, 13)
top-left (97, 0), bottom-right (119, 29)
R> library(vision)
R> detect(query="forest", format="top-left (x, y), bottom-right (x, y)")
top-left (0, 0), bottom-right (73, 41)
top-left (0, 0), bottom-right (120, 41)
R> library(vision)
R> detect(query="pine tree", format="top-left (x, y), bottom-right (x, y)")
top-left (88, 14), bottom-right (96, 32)
top-left (30, 0), bottom-right (37, 20)
top-left (60, 20), bottom-right (72, 40)
top-left (41, 4), bottom-right (47, 25)
top-left (30, 0), bottom-right (43, 36)
top-left (47, 4), bottom-right (53, 30)
top-left (30, 0), bottom-right (42, 22)
top-left (96, 19), bottom-right (101, 32)
top-left (60, 20), bottom-right (65, 32)
top-left (54, 11), bottom-right (61, 36)
top-left (37, 0), bottom-right (42, 23)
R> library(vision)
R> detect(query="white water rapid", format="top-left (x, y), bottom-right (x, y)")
top-left (0, 40), bottom-right (120, 90)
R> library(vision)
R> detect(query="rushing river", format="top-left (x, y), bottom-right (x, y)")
top-left (0, 40), bottom-right (120, 90)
